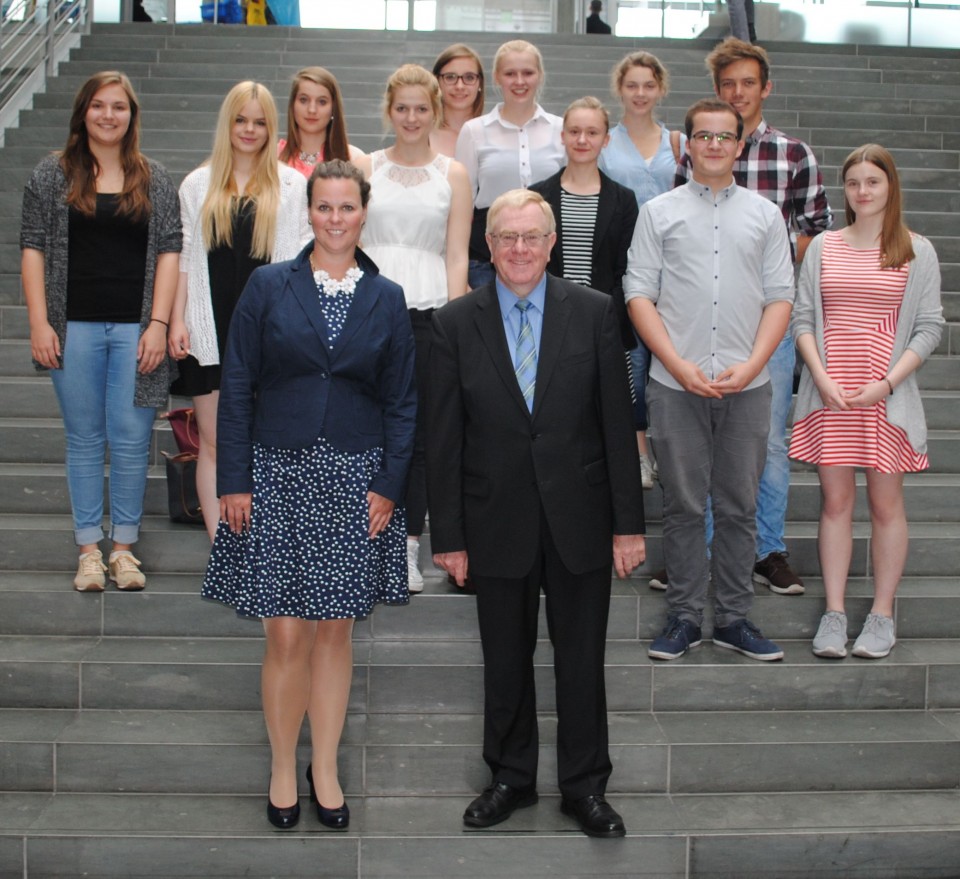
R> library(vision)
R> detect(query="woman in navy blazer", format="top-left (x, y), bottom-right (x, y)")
top-left (202, 160), bottom-right (416, 831)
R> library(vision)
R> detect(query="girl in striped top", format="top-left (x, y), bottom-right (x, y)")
top-left (790, 144), bottom-right (944, 660)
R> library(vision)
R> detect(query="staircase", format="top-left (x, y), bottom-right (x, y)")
top-left (1, 24), bottom-right (959, 878)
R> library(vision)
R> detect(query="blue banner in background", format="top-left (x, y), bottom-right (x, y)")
top-left (267, 0), bottom-right (300, 25)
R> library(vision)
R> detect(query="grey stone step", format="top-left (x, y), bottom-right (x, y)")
top-left (2, 566), bottom-right (957, 642)
top-left (2, 705), bottom-right (958, 796)
top-left (1, 633), bottom-right (958, 714)
top-left (1, 790), bottom-right (958, 878)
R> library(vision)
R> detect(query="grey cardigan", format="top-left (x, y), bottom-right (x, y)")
top-left (792, 231), bottom-right (944, 454)
top-left (20, 154), bottom-right (183, 407)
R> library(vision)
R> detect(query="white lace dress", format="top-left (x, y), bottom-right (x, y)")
top-left (362, 150), bottom-right (452, 310)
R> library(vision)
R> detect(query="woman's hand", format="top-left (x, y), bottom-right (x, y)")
top-left (137, 321), bottom-right (167, 374)
top-left (30, 320), bottom-right (61, 369)
top-left (220, 493), bottom-right (252, 534)
top-left (814, 373), bottom-right (850, 410)
top-left (367, 491), bottom-right (395, 539)
top-left (168, 318), bottom-right (191, 360)
top-left (845, 380), bottom-right (890, 409)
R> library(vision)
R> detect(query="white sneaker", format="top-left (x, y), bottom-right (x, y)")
top-left (812, 611), bottom-right (848, 658)
top-left (639, 455), bottom-right (655, 490)
top-left (406, 538), bottom-right (424, 593)
top-left (852, 613), bottom-right (896, 659)
top-left (74, 550), bottom-right (107, 592)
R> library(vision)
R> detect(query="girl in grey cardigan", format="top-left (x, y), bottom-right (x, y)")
top-left (789, 144), bottom-right (943, 660)
top-left (20, 71), bottom-right (182, 592)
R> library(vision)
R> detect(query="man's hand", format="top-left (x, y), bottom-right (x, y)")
top-left (433, 550), bottom-right (469, 587)
top-left (709, 360), bottom-right (761, 395)
top-left (613, 534), bottom-right (646, 579)
top-left (669, 358), bottom-right (723, 398)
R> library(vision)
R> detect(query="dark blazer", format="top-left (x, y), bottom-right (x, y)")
top-left (426, 274), bottom-right (644, 578)
top-left (528, 168), bottom-right (639, 349)
top-left (586, 12), bottom-right (612, 33)
top-left (216, 245), bottom-right (417, 503)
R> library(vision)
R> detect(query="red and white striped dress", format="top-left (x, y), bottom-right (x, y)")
top-left (789, 231), bottom-right (928, 473)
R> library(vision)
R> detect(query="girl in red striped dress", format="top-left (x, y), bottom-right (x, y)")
top-left (790, 144), bottom-right (944, 660)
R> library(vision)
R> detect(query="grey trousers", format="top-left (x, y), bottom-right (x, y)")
top-left (647, 379), bottom-right (771, 628)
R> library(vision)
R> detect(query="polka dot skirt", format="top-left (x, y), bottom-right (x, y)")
top-left (201, 437), bottom-right (409, 620)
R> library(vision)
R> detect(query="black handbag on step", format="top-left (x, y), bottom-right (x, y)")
top-left (162, 451), bottom-right (204, 525)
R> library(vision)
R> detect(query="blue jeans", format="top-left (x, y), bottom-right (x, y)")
top-left (755, 332), bottom-right (795, 560)
top-left (468, 259), bottom-right (496, 290)
top-left (50, 322), bottom-right (157, 546)
top-left (628, 329), bottom-right (650, 431)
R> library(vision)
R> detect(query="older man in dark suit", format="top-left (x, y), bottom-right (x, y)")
top-left (426, 189), bottom-right (645, 838)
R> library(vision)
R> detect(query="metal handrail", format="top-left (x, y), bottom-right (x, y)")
top-left (0, 0), bottom-right (90, 133)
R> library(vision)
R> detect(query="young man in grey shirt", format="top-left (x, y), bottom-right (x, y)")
top-left (624, 99), bottom-right (794, 661)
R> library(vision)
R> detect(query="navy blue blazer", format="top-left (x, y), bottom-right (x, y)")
top-left (216, 245), bottom-right (417, 503)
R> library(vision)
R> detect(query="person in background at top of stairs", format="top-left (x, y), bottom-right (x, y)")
top-left (431, 43), bottom-right (485, 159)
top-left (791, 144), bottom-right (944, 661)
top-left (167, 81), bottom-right (312, 540)
top-left (278, 66), bottom-right (364, 179)
top-left (20, 70), bottom-right (182, 593)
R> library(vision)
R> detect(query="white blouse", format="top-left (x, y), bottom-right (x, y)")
top-left (455, 103), bottom-right (564, 210)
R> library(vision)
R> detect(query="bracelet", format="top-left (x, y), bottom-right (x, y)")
top-left (150, 318), bottom-right (169, 328)
top-left (884, 378), bottom-right (894, 396)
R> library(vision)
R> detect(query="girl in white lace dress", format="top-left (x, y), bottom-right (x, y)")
top-left (354, 64), bottom-right (472, 592)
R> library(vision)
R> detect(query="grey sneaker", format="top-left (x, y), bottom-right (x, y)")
top-left (812, 611), bottom-right (848, 658)
top-left (648, 567), bottom-right (668, 591)
top-left (852, 613), bottom-right (896, 659)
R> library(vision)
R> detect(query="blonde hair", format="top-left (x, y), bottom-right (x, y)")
top-left (486, 188), bottom-right (556, 234)
top-left (280, 67), bottom-right (351, 165)
top-left (432, 44), bottom-right (486, 122)
top-left (563, 96), bottom-right (610, 131)
top-left (610, 51), bottom-right (670, 98)
top-left (202, 81), bottom-right (280, 261)
top-left (493, 40), bottom-right (546, 96)
top-left (842, 144), bottom-right (914, 269)
top-left (382, 64), bottom-right (443, 129)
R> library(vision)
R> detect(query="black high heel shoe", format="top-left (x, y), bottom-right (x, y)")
top-left (267, 779), bottom-right (300, 829)
top-left (306, 763), bottom-right (350, 829)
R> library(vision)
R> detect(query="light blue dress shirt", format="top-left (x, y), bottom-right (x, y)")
top-left (496, 274), bottom-right (547, 366)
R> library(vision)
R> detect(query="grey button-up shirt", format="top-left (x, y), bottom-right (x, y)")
top-left (623, 179), bottom-right (794, 392)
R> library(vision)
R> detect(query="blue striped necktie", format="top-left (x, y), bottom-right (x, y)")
top-left (514, 300), bottom-right (537, 412)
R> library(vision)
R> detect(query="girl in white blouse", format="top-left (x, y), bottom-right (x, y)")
top-left (455, 40), bottom-right (563, 289)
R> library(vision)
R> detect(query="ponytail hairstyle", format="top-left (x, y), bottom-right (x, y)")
top-left (61, 71), bottom-right (152, 221)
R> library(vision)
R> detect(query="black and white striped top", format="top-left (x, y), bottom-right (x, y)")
top-left (559, 187), bottom-right (599, 287)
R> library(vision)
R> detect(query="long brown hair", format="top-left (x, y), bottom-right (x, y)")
top-left (842, 144), bottom-right (914, 269)
top-left (280, 67), bottom-right (351, 165)
top-left (60, 71), bottom-right (151, 221)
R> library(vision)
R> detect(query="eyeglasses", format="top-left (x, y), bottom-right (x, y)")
top-left (690, 130), bottom-right (738, 145)
top-left (491, 232), bottom-right (551, 248)
top-left (438, 72), bottom-right (481, 86)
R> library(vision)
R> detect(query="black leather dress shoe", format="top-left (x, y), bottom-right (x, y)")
top-left (560, 794), bottom-right (625, 838)
top-left (463, 782), bottom-right (538, 828)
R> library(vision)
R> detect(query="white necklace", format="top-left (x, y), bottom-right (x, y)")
top-left (310, 257), bottom-right (362, 297)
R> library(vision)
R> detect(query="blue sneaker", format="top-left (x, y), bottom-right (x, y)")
top-left (712, 619), bottom-right (784, 661)
top-left (648, 616), bottom-right (702, 660)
